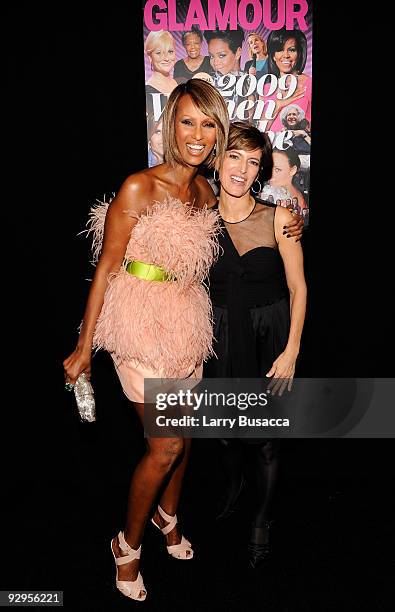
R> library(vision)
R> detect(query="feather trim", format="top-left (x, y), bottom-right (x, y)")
top-left (93, 272), bottom-right (215, 377)
top-left (84, 194), bottom-right (221, 375)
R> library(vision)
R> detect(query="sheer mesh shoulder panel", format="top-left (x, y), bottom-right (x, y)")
top-left (224, 202), bottom-right (277, 256)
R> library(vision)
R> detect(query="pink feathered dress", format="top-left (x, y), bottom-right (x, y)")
top-left (87, 196), bottom-right (221, 403)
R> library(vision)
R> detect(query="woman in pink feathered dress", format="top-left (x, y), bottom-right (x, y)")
top-left (63, 80), bottom-right (229, 602)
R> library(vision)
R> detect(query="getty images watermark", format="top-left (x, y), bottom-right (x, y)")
top-left (143, 378), bottom-right (395, 438)
top-left (155, 388), bottom-right (289, 430)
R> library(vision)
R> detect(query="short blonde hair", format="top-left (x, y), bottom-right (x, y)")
top-left (145, 30), bottom-right (175, 57)
top-left (162, 79), bottom-right (229, 171)
top-left (247, 32), bottom-right (267, 59)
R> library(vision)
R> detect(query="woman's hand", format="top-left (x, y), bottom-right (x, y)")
top-left (273, 84), bottom-right (306, 116)
top-left (292, 130), bottom-right (311, 145)
top-left (271, 206), bottom-right (307, 397)
top-left (283, 211), bottom-right (304, 241)
top-left (292, 129), bottom-right (308, 138)
top-left (63, 346), bottom-right (92, 386)
top-left (266, 349), bottom-right (298, 396)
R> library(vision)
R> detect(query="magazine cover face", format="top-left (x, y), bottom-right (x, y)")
top-left (143, 0), bottom-right (312, 223)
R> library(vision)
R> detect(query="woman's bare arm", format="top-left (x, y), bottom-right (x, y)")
top-left (266, 206), bottom-right (307, 392)
top-left (63, 175), bottom-right (150, 383)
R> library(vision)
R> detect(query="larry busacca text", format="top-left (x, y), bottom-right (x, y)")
top-left (156, 414), bottom-right (290, 428)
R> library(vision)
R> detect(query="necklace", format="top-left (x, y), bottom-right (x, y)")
top-left (218, 196), bottom-right (256, 224)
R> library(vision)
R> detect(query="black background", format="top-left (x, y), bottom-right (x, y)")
top-left (4, 3), bottom-right (393, 611)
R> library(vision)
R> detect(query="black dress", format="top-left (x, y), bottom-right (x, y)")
top-left (145, 79), bottom-right (184, 116)
top-left (173, 56), bottom-right (213, 81)
top-left (145, 84), bottom-right (168, 117)
top-left (205, 198), bottom-right (288, 535)
top-left (204, 199), bottom-right (290, 379)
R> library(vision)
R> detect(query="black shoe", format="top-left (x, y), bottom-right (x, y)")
top-left (248, 521), bottom-right (274, 569)
top-left (215, 475), bottom-right (245, 521)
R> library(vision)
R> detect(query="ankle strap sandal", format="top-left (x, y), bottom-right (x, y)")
top-left (151, 505), bottom-right (193, 560)
top-left (110, 531), bottom-right (147, 601)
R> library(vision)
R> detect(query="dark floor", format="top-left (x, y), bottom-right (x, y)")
top-left (4, 358), bottom-right (395, 611)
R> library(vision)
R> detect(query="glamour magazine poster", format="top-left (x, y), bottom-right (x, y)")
top-left (142, 0), bottom-right (313, 224)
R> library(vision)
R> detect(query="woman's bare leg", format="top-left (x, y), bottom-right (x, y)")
top-left (159, 437), bottom-right (191, 514)
top-left (112, 401), bottom-right (186, 584)
top-left (151, 437), bottom-right (192, 550)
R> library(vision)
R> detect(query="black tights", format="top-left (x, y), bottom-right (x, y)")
top-left (218, 439), bottom-right (279, 526)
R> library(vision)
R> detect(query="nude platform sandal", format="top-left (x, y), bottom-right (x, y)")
top-left (110, 531), bottom-right (147, 602)
top-left (151, 505), bottom-right (194, 560)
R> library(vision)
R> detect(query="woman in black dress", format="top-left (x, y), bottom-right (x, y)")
top-left (204, 122), bottom-right (307, 567)
top-left (173, 26), bottom-right (213, 81)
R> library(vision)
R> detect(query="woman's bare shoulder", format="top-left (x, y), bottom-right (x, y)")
top-left (275, 205), bottom-right (294, 226)
top-left (109, 168), bottom-right (158, 216)
top-left (121, 167), bottom-right (157, 193)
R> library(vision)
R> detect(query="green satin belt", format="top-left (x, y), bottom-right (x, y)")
top-left (125, 260), bottom-right (172, 282)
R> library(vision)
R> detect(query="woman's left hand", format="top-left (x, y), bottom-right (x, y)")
top-left (266, 350), bottom-right (297, 395)
top-left (274, 85), bottom-right (307, 115)
top-left (283, 211), bottom-right (304, 241)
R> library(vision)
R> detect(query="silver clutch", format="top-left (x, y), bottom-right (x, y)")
top-left (74, 373), bottom-right (96, 422)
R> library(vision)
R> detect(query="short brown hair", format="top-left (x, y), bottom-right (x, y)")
top-left (227, 121), bottom-right (273, 181)
top-left (162, 79), bottom-right (229, 171)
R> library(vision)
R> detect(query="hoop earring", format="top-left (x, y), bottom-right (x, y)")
top-left (212, 143), bottom-right (217, 156)
top-left (251, 179), bottom-right (262, 194)
top-left (213, 169), bottom-right (219, 182)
